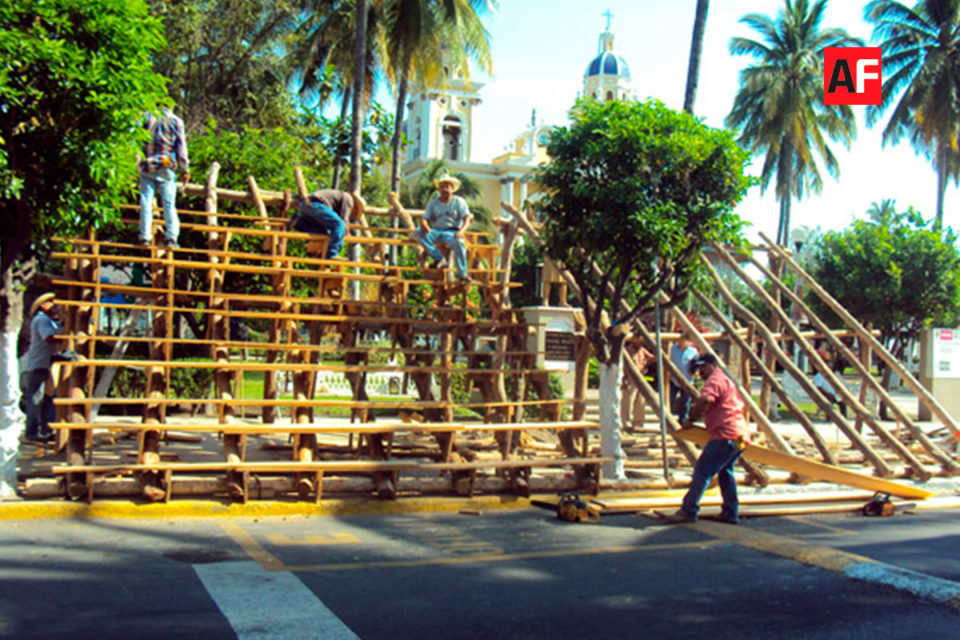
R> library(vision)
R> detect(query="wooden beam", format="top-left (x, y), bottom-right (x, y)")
top-left (674, 427), bottom-right (934, 500)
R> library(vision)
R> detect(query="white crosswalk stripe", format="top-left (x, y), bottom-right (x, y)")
top-left (194, 560), bottom-right (360, 640)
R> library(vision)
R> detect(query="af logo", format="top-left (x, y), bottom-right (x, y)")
top-left (824, 47), bottom-right (882, 106)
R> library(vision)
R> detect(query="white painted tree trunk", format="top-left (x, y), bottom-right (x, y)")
top-left (598, 360), bottom-right (625, 480)
top-left (0, 330), bottom-right (22, 498)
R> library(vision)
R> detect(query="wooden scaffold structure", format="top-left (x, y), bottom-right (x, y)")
top-left (31, 166), bottom-right (603, 503)
top-left (22, 168), bottom-right (959, 504)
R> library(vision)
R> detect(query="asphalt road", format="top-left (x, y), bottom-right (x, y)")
top-left (0, 507), bottom-right (958, 639)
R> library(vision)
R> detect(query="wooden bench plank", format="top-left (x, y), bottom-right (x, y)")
top-left (51, 456), bottom-right (609, 475)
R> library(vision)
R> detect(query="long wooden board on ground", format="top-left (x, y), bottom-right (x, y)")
top-left (675, 427), bottom-right (935, 499)
top-left (593, 490), bottom-right (877, 513)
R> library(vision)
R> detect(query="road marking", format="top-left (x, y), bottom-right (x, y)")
top-left (220, 521), bottom-right (285, 571)
top-left (783, 515), bottom-right (851, 536)
top-left (194, 560), bottom-right (360, 640)
top-left (271, 540), bottom-right (723, 572)
top-left (267, 532), bottom-right (361, 546)
top-left (693, 519), bottom-right (960, 611)
top-left (219, 520), bottom-right (723, 573)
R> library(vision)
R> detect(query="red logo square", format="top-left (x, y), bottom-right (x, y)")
top-left (824, 47), bottom-right (882, 105)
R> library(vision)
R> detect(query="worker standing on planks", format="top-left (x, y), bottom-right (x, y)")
top-left (664, 353), bottom-right (747, 524)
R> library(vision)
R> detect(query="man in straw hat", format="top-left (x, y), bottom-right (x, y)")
top-left (416, 172), bottom-right (473, 282)
top-left (289, 189), bottom-right (365, 259)
top-left (664, 353), bottom-right (747, 525)
top-left (20, 293), bottom-right (63, 442)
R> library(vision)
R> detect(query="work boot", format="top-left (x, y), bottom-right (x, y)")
top-left (661, 509), bottom-right (696, 524)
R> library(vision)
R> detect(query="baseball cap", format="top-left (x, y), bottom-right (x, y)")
top-left (690, 353), bottom-right (717, 369)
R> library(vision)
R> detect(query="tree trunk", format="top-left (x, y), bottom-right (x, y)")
top-left (349, 0), bottom-right (367, 194)
top-left (0, 258), bottom-right (29, 499)
top-left (597, 359), bottom-right (625, 480)
top-left (682, 0), bottom-right (709, 114)
top-left (935, 145), bottom-right (947, 231)
top-left (390, 68), bottom-right (409, 193)
top-left (331, 91), bottom-right (351, 190)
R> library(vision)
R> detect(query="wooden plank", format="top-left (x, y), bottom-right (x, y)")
top-left (52, 456), bottom-right (610, 475)
top-left (54, 397), bottom-right (572, 408)
top-left (594, 490), bottom-right (876, 511)
top-left (49, 420), bottom-right (595, 434)
top-left (674, 427), bottom-right (936, 499)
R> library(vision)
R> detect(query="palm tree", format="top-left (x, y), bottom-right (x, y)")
top-left (865, 0), bottom-right (960, 230)
top-left (726, 0), bottom-right (861, 245)
top-left (290, 1), bottom-right (384, 189)
top-left (683, 0), bottom-right (710, 114)
top-left (381, 0), bottom-right (495, 193)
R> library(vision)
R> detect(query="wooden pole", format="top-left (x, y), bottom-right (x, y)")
top-left (761, 231), bottom-right (960, 444)
top-left (744, 250), bottom-right (956, 473)
top-left (691, 289), bottom-right (837, 463)
top-left (710, 244), bottom-right (927, 478)
top-left (701, 254), bottom-right (894, 476)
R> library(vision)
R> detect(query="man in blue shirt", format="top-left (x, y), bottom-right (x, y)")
top-left (416, 173), bottom-right (473, 282)
top-left (670, 332), bottom-right (699, 423)
top-left (21, 293), bottom-right (62, 442)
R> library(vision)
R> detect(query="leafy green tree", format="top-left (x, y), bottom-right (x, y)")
top-left (0, 0), bottom-right (168, 496)
top-left (151, 0), bottom-right (300, 132)
top-left (534, 98), bottom-right (750, 478)
top-left (726, 0), bottom-right (860, 245)
top-left (865, 0), bottom-right (960, 230)
top-left (808, 203), bottom-right (960, 360)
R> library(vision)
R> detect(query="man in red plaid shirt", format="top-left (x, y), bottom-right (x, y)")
top-left (138, 107), bottom-right (190, 248)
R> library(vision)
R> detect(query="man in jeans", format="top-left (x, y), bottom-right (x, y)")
top-left (665, 353), bottom-right (747, 524)
top-left (138, 107), bottom-right (190, 248)
top-left (20, 294), bottom-right (62, 442)
top-left (416, 173), bottom-right (473, 282)
top-left (292, 190), bottom-right (365, 259)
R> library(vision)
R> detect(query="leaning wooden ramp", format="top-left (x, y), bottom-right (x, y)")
top-left (34, 165), bottom-right (606, 503)
top-left (503, 201), bottom-right (959, 496)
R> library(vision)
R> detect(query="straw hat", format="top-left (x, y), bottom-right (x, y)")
top-left (434, 173), bottom-right (461, 192)
top-left (30, 293), bottom-right (55, 317)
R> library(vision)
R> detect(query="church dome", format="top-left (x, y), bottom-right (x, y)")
top-left (585, 51), bottom-right (630, 79)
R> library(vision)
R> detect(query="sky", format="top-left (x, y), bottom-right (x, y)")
top-left (456, 0), bottom-right (958, 244)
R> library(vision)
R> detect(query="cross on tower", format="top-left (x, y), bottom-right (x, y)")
top-left (603, 9), bottom-right (613, 31)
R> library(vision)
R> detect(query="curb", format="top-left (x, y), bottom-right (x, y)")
top-left (0, 489), bottom-right (683, 521)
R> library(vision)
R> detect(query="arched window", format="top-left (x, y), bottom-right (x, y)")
top-left (606, 90), bottom-right (614, 101)
top-left (441, 114), bottom-right (462, 161)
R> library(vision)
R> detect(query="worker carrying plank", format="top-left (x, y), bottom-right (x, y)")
top-left (663, 353), bottom-right (747, 525)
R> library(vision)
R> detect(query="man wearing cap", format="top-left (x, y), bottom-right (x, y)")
top-left (138, 106), bottom-right (190, 248)
top-left (291, 190), bottom-right (365, 259)
top-left (20, 294), bottom-right (62, 442)
top-left (666, 353), bottom-right (747, 524)
top-left (417, 173), bottom-right (473, 282)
